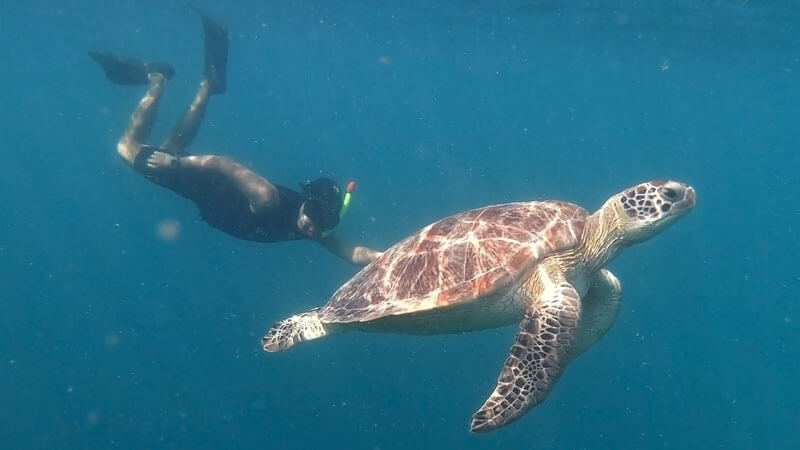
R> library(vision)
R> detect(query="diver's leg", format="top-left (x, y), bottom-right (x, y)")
top-left (159, 80), bottom-right (211, 155)
top-left (158, 8), bottom-right (229, 154)
top-left (117, 73), bottom-right (167, 167)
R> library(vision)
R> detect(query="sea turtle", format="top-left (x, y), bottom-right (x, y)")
top-left (262, 180), bottom-right (696, 432)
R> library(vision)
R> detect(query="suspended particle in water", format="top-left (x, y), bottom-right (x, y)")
top-left (157, 219), bottom-right (181, 242)
top-left (104, 333), bottom-right (120, 348)
top-left (86, 409), bottom-right (101, 426)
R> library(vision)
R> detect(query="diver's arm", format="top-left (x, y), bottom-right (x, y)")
top-left (319, 234), bottom-right (382, 266)
top-left (177, 154), bottom-right (279, 214)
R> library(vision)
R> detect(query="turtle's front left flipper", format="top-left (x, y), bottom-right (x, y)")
top-left (470, 281), bottom-right (581, 432)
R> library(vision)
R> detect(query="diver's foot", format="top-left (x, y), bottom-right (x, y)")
top-left (145, 61), bottom-right (175, 80)
top-left (191, 5), bottom-right (228, 94)
top-left (89, 51), bottom-right (175, 85)
top-left (146, 150), bottom-right (179, 170)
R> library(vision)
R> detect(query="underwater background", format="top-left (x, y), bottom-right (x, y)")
top-left (1, 0), bottom-right (798, 448)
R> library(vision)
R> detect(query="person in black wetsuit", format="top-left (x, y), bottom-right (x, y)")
top-left (90, 8), bottom-right (381, 265)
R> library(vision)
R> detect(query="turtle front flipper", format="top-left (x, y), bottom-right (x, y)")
top-left (470, 281), bottom-right (581, 432)
top-left (572, 269), bottom-right (622, 359)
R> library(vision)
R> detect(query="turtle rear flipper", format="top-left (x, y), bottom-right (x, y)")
top-left (470, 280), bottom-right (581, 432)
top-left (262, 308), bottom-right (330, 352)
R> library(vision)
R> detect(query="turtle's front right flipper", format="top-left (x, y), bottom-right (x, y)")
top-left (89, 51), bottom-right (174, 85)
top-left (470, 281), bottom-right (581, 432)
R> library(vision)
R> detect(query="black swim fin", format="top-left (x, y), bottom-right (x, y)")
top-left (89, 51), bottom-right (175, 85)
top-left (191, 5), bottom-right (229, 94)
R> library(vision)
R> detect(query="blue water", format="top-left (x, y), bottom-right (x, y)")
top-left (2, 1), bottom-right (798, 448)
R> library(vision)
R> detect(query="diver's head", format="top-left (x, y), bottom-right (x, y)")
top-left (297, 177), bottom-right (343, 238)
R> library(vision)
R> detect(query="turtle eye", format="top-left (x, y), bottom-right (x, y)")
top-left (662, 187), bottom-right (679, 200)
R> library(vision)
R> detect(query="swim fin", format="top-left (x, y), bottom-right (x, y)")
top-left (191, 5), bottom-right (229, 94)
top-left (89, 51), bottom-right (175, 85)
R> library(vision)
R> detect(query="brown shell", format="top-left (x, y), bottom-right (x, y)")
top-left (319, 201), bottom-right (587, 323)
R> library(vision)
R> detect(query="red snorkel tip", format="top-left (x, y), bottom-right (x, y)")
top-left (346, 180), bottom-right (356, 193)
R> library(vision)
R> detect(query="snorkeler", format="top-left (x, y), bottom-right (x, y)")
top-left (89, 7), bottom-right (381, 265)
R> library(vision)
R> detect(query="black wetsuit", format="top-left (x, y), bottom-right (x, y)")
top-left (144, 156), bottom-right (306, 242)
top-left (198, 183), bottom-right (305, 242)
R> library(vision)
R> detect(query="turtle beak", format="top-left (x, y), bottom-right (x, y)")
top-left (672, 186), bottom-right (697, 215)
top-left (685, 187), bottom-right (697, 207)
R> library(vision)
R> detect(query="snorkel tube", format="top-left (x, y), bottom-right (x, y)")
top-left (320, 180), bottom-right (355, 238)
top-left (340, 180), bottom-right (354, 219)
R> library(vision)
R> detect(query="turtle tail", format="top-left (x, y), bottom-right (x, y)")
top-left (262, 308), bottom-right (330, 352)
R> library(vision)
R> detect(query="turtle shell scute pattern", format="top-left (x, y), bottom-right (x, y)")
top-left (319, 201), bottom-right (587, 324)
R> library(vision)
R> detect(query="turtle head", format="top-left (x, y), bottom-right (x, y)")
top-left (606, 180), bottom-right (696, 245)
